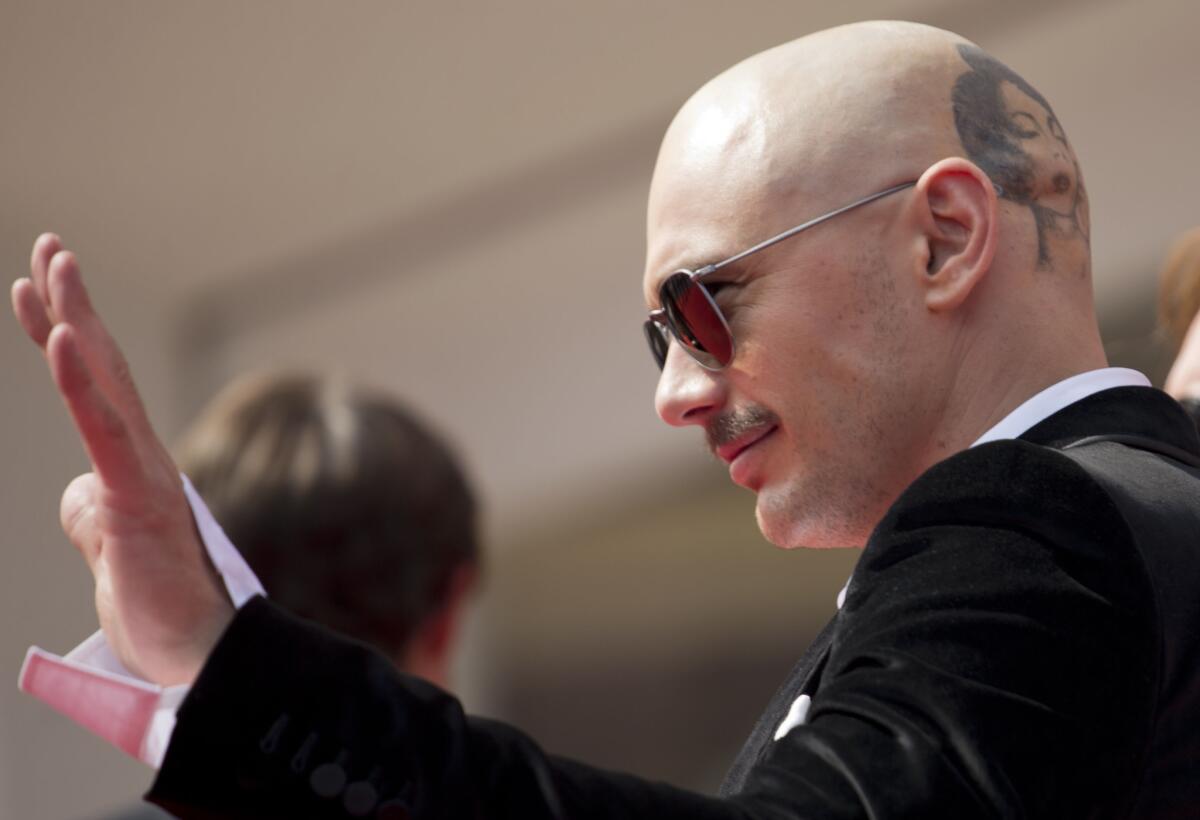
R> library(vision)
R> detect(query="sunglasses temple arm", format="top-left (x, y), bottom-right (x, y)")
top-left (702, 180), bottom-right (919, 276)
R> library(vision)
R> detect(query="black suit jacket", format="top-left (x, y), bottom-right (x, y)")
top-left (145, 386), bottom-right (1200, 819)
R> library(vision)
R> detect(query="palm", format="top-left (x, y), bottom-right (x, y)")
top-left (12, 234), bottom-right (232, 685)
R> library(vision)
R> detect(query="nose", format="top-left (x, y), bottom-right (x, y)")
top-left (654, 342), bottom-right (727, 427)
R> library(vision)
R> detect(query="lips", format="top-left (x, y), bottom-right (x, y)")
top-left (715, 425), bottom-right (777, 465)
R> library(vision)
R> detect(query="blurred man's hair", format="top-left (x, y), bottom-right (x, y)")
top-left (175, 372), bottom-right (479, 661)
top-left (1159, 227), bottom-right (1200, 353)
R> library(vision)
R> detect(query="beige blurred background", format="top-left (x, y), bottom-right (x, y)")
top-left (2, 0), bottom-right (1197, 816)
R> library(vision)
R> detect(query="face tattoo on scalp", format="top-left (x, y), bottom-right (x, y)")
top-left (951, 44), bottom-right (1090, 269)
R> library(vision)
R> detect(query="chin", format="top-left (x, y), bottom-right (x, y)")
top-left (754, 490), bottom-right (868, 550)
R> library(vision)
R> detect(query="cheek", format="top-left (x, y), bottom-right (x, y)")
top-left (737, 306), bottom-right (820, 381)
top-left (736, 320), bottom-right (862, 424)
top-left (734, 259), bottom-right (881, 402)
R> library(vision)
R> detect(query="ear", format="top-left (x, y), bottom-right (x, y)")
top-left (908, 158), bottom-right (999, 313)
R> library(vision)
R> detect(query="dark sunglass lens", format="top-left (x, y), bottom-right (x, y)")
top-left (643, 320), bottom-right (670, 370)
top-left (661, 273), bottom-right (732, 368)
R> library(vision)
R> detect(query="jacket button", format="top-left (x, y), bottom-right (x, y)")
top-left (343, 781), bottom-right (379, 816)
top-left (309, 762), bottom-right (347, 798)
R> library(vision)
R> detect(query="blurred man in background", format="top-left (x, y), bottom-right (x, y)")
top-left (173, 372), bottom-right (479, 688)
top-left (100, 372), bottom-right (479, 819)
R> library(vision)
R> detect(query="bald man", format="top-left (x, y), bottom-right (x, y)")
top-left (13, 21), bottom-right (1200, 819)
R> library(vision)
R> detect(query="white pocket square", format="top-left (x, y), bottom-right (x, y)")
top-left (773, 693), bottom-right (812, 741)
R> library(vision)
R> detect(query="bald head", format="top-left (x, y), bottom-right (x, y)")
top-left (645, 22), bottom-right (1106, 548)
top-left (647, 21), bottom-right (1089, 285)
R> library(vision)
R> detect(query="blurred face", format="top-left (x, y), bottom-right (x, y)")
top-left (644, 170), bottom-right (934, 549)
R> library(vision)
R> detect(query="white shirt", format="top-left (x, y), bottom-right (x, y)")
top-left (19, 368), bottom-right (1153, 763)
top-left (969, 367), bottom-right (1150, 447)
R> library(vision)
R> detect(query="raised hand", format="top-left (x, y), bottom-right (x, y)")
top-left (11, 234), bottom-right (233, 686)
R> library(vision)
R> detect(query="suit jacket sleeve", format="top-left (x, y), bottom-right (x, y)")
top-left (145, 440), bottom-right (1159, 819)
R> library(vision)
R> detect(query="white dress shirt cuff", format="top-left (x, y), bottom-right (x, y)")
top-left (17, 474), bottom-right (265, 768)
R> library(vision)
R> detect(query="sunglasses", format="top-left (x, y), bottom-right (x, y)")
top-left (644, 179), bottom-right (918, 371)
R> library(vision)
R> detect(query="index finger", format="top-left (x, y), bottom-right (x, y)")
top-left (46, 323), bottom-right (146, 494)
top-left (45, 247), bottom-right (159, 445)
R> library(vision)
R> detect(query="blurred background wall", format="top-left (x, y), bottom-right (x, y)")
top-left (2, 0), bottom-right (1198, 816)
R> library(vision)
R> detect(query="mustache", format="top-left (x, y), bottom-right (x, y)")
top-left (706, 406), bottom-right (779, 451)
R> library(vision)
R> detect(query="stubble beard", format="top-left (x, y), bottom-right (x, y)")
top-left (757, 340), bottom-right (918, 550)
top-left (711, 396), bottom-right (896, 549)
top-left (754, 446), bottom-right (890, 549)
top-left (704, 405), bottom-right (864, 547)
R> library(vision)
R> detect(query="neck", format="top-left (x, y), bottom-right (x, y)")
top-left (939, 319), bottom-right (1108, 456)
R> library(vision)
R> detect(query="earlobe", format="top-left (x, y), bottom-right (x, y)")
top-left (912, 158), bottom-right (999, 313)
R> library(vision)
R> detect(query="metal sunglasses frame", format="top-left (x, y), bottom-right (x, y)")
top-left (645, 179), bottom-right (919, 371)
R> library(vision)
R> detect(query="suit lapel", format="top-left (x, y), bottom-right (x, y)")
top-left (718, 615), bottom-right (838, 797)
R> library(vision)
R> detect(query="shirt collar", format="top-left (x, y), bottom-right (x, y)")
top-left (969, 367), bottom-right (1150, 448)
top-left (836, 367), bottom-right (1151, 610)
